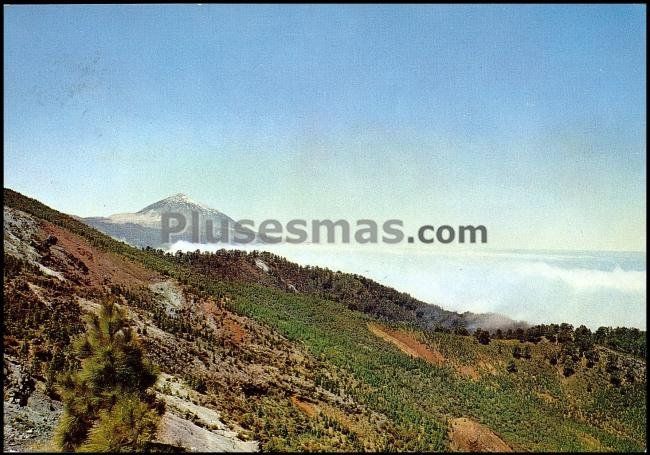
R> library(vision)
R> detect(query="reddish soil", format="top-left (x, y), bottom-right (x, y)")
top-left (41, 221), bottom-right (159, 287)
top-left (368, 323), bottom-right (444, 365)
top-left (291, 396), bottom-right (318, 417)
top-left (448, 417), bottom-right (512, 452)
top-left (368, 323), bottom-right (495, 380)
top-left (456, 365), bottom-right (480, 380)
top-left (223, 317), bottom-right (248, 344)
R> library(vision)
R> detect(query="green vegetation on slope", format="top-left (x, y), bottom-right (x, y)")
top-left (4, 188), bottom-right (646, 452)
top-left (223, 284), bottom-right (645, 451)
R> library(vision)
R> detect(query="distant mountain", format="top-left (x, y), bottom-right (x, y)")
top-left (83, 193), bottom-right (244, 248)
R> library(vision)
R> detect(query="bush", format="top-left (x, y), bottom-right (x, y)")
top-left (562, 357), bottom-right (575, 377)
top-left (474, 328), bottom-right (490, 345)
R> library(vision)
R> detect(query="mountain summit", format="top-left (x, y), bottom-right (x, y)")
top-left (137, 193), bottom-right (215, 215)
top-left (83, 194), bottom-right (240, 247)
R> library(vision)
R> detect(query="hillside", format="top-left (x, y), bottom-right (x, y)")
top-left (3, 188), bottom-right (647, 452)
top-left (158, 248), bottom-right (523, 332)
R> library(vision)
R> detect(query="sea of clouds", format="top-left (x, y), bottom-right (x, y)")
top-left (168, 242), bottom-right (646, 330)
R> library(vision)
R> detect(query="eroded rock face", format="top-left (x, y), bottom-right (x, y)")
top-left (156, 413), bottom-right (258, 453)
top-left (448, 417), bottom-right (512, 452)
top-left (153, 373), bottom-right (259, 452)
top-left (3, 357), bottom-right (62, 452)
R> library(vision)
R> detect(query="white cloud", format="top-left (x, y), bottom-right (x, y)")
top-left (514, 261), bottom-right (645, 293)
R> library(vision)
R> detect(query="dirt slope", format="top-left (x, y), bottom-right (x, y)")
top-left (368, 323), bottom-right (444, 364)
top-left (448, 417), bottom-right (512, 452)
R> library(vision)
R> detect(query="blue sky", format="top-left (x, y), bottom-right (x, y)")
top-left (4, 4), bottom-right (646, 251)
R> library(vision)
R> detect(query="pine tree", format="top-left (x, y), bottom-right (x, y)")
top-left (54, 298), bottom-right (161, 452)
top-left (474, 328), bottom-right (491, 345)
top-left (562, 357), bottom-right (576, 377)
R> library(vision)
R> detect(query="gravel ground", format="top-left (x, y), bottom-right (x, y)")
top-left (3, 358), bottom-right (62, 453)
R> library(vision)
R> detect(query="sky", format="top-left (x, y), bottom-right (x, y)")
top-left (4, 4), bottom-right (647, 252)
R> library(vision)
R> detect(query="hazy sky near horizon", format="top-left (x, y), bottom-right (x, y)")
top-left (4, 4), bottom-right (646, 251)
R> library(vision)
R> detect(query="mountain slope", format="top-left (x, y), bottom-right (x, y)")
top-left (3, 189), bottom-right (647, 452)
top-left (3, 192), bottom-right (390, 451)
top-left (163, 248), bottom-right (522, 332)
top-left (83, 193), bottom-right (241, 248)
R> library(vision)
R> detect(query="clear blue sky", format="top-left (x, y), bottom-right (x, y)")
top-left (4, 4), bottom-right (646, 251)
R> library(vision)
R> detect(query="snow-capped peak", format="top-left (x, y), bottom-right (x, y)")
top-left (86, 192), bottom-right (249, 245)
top-left (168, 193), bottom-right (192, 202)
top-left (136, 193), bottom-right (214, 215)
top-left (92, 193), bottom-right (238, 232)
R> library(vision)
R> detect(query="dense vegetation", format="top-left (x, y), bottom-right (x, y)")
top-left (486, 322), bottom-right (646, 358)
top-left (150, 247), bottom-right (648, 358)
top-left (217, 285), bottom-right (646, 451)
top-left (147, 247), bottom-right (467, 329)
